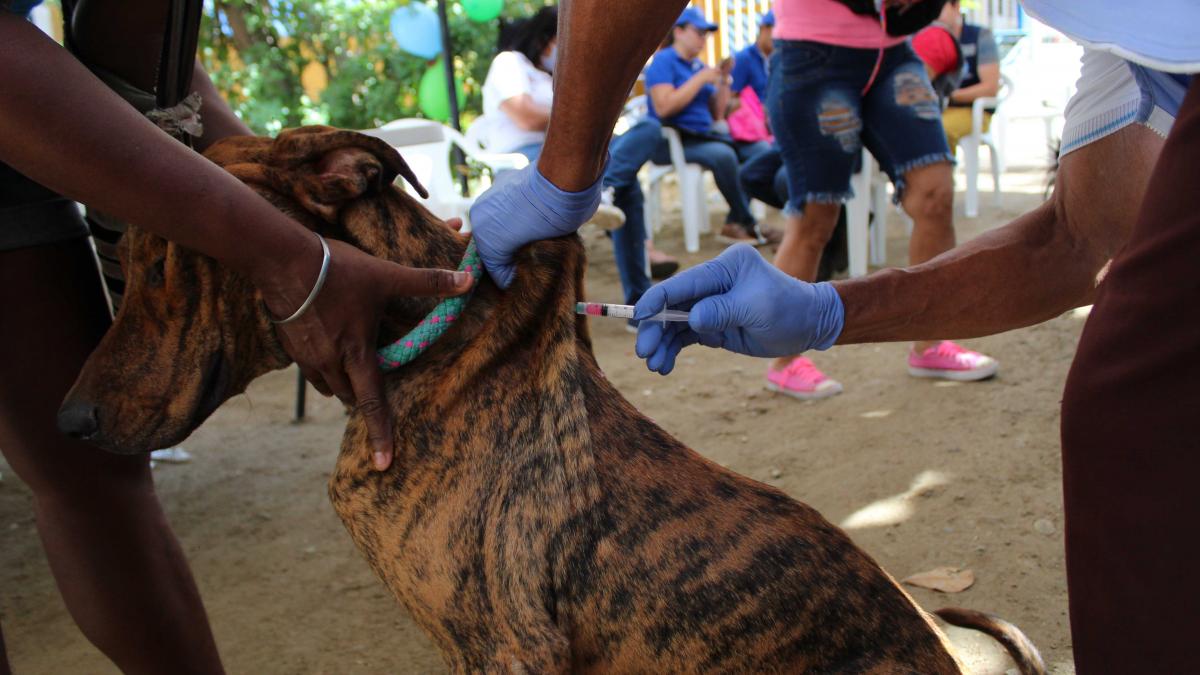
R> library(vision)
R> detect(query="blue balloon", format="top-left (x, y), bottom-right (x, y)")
top-left (390, 3), bottom-right (442, 60)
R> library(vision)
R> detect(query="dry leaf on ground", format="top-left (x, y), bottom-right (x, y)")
top-left (902, 567), bottom-right (976, 593)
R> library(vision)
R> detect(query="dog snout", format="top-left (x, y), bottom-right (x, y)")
top-left (57, 400), bottom-right (100, 440)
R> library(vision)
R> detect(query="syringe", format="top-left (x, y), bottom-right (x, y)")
top-left (575, 302), bottom-right (690, 323)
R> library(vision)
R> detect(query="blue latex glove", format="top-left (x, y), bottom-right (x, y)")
top-left (633, 244), bottom-right (845, 375)
top-left (469, 163), bottom-right (602, 288)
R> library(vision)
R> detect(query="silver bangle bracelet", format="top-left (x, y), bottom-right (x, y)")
top-left (271, 232), bottom-right (331, 325)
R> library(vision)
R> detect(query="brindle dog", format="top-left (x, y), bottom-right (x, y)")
top-left (60, 127), bottom-right (1045, 674)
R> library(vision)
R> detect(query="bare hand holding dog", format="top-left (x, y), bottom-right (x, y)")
top-left (268, 237), bottom-right (473, 471)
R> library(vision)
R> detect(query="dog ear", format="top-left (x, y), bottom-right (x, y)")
top-left (271, 126), bottom-right (428, 201)
top-left (288, 147), bottom-right (392, 223)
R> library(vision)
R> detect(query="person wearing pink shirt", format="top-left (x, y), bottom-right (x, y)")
top-left (761, 0), bottom-right (997, 400)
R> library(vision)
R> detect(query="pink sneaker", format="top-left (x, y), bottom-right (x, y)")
top-left (765, 357), bottom-right (844, 400)
top-left (907, 341), bottom-right (998, 381)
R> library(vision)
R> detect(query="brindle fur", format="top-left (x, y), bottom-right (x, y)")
top-left (63, 127), bottom-right (1045, 674)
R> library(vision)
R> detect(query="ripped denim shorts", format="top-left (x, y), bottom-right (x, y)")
top-left (766, 39), bottom-right (954, 210)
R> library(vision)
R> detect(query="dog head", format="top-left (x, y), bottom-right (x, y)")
top-left (58, 126), bottom-right (464, 453)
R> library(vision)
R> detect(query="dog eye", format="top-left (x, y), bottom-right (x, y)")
top-left (146, 258), bottom-right (165, 288)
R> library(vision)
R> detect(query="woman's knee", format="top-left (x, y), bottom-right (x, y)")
top-left (707, 144), bottom-right (740, 173)
top-left (902, 163), bottom-right (954, 221)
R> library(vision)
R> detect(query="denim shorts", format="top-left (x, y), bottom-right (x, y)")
top-left (767, 40), bottom-right (955, 210)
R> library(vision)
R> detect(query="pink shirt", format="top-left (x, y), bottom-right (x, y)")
top-left (774, 0), bottom-right (905, 50)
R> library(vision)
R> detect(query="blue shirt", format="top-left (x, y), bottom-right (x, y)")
top-left (730, 45), bottom-right (769, 100)
top-left (644, 47), bottom-right (715, 134)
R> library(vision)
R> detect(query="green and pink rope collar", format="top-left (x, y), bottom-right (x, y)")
top-left (376, 240), bottom-right (482, 372)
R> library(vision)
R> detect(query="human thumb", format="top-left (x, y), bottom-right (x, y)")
top-left (387, 261), bottom-right (474, 298)
top-left (689, 294), bottom-right (739, 334)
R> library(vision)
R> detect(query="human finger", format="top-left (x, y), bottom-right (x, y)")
top-left (321, 362), bottom-right (355, 406)
top-left (646, 323), bottom-right (694, 375)
top-left (688, 293), bottom-right (741, 333)
top-left (298, 364), bottom-right (333, 398)
top-left (345, 349), bottom-right (394, 471)
top-left (444, 217), bottom-right (464, 232)
top-left (635, 318), bottom-right (668, 359)
top-left (654, 327), bottom-right (699, 375)
top-left (383, 259), bottom-right (474, 299)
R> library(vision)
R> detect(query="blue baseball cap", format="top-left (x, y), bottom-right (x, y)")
top-left (761, 10), bottom-right (775, 27)
top-left (676, 7), bottom-right (718, 32)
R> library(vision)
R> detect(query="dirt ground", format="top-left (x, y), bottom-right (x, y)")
top-left (1, 166), bottom-right (1081, 673)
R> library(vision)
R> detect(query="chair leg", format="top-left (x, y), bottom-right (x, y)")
top-left (695, 169), bottom-right (711, 235)
top-left (846, 155), bottom-right (872, 278)
top-left (986, 139), bottom-right (1002, 208)
top-left (870, 179), bottom-right (889, 266)
top-left (680, 167), bottom-right (702, 253)
top-left (645, 179), bottom-right (662, 236)
top-left (751, 200), bottom-right (767, 222)
top-left (963, 136), bottom-right (981, 218)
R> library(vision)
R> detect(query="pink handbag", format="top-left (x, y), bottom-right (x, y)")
top-left (727, 87), bottom-right (773, 144)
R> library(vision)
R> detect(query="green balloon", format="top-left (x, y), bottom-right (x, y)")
top-left (463, 0), bottom-right (503, 23)
top-left (418, 61), bottom-right (464, 123)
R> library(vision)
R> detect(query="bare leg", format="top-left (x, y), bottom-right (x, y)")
top-left (771, 203), bottom-right (841, 369)
top-left (0, 239), bottom-right (223, 675)
top-left (899, 161), bottom-right (956, 353)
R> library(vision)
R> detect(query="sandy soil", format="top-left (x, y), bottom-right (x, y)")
top-left (1, 173), bottom-right (1080, 673)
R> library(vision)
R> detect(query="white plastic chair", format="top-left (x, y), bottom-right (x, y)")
top-left (845, 148), bottom-right (892, 277)
top-left (620, 96), bottom-right (710, 254)
top-left (960, 74), bottom-right (1013, 218)
top-left (646, 126), bottom-right (710, 253)
top-left (360, 118), bottom-right (529, 227)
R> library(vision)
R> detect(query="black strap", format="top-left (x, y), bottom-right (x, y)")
top-left (834, 0), bottom-right (947, 37)
top-left (61, 0), bottom-right (202, 112)
top-left (157, 0), bottom-right (203, 109)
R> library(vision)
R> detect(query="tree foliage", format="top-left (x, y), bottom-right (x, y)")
top-left (200, 0), bottom-right (551, 135)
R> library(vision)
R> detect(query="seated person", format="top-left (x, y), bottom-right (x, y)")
top-left (480, 5), bottom-right (557, 162)
top-left (645, 7), bottom-right (779, 245)
top-left (600, 115), bottom-right (667, 324)
top-left (727, 10), bottom-right (775, 161)
top-left (730, 10), bottom-right (773, 102)
top-left (912, 0), bottom-right (1001, 149)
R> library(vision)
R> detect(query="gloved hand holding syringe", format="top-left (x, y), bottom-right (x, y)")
top-left (576, 302), bottom-right (690, 323)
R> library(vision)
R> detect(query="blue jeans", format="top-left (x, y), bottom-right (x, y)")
top-left (767, 40), bottom-right (954, 210)
top-left (512, 141), bottom-right (544, 164)
top-left (734, 139), bottom-right (772, 163)
top-left (602, 117), bottom-right (662, 305)
top-left (651, 134), bottom-right (757, 226)
top-left (739, 146), bottom-right (788, 210)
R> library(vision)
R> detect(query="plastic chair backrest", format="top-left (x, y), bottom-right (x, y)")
top-left (623, 94), bottom-right (650, 119)
top-left (971, 74), bottom-right (1014, 135)
top-left (464, 116), bottom-right (492, 150)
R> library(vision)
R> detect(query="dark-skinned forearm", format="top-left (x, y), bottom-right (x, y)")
top-left (833, 199), bottom-right (1105, 344)
top-left (539, 0), bottom-right (689, 191)
top-left (0, 16), bottom-right (318, 301)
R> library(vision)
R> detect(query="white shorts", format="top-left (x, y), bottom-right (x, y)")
top-left (1060, 48), bottom-right (1190, 157)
